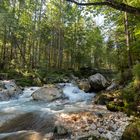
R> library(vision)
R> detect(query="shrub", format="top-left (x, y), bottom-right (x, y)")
top-left (133, 64), bottom-right (140, 89)
top-left (133, 64), bottom-right (140, 80)
top-left (122, 119), bottom-right (140, 140)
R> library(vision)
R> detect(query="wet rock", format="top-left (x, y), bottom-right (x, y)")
top-left (106, 82), bottom-right (118, 91)
top-left (0, 112), bottom-right (56, 134)
top-left (89, 73), bottom-right (109, 92)
top-left (0, 80), bottom-right (22, 101)
top-left (32, 87), bottom-right (62, 101)
top-left (0, 130), bottom-right (43, 140)
top-left (0, 90), bottom-right (10, 100)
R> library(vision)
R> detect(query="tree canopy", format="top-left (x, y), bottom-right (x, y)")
top-left (0, 0), bottom-right (139, 86)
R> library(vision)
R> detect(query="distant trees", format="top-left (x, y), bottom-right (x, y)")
top-left (0, 0), bottom-right (105, 72)
top-left (0, 0), bottom-right (139, 76)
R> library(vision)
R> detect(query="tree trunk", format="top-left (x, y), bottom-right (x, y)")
top-left (124, 12), bottom-right (132, 69)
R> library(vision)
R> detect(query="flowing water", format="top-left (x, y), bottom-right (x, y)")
top-left (0, 83), bottom-right (130, 140)
top-left (0, 83), bottom-right (95, 133)
top-left (0, 83), bottom-right (95, 118)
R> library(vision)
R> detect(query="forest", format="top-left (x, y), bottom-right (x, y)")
top-left (0, 0), bottom-right (140, 140)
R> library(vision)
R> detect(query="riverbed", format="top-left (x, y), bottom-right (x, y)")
top-left (0, 83), bottom-right (131, 140)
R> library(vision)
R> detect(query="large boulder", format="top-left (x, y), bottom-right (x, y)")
top-left (32, 86), bottom-right (62, 101)
top-left (0, 80), bottom-right (22, 101)
top-left (89, 73), bottom-right (108, 91)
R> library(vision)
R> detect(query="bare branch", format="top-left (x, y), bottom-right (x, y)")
top-left (66, 0), bottom-right (140, 15)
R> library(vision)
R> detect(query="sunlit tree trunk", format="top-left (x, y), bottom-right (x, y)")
top-left (124, 12), bottom-right (132, 69)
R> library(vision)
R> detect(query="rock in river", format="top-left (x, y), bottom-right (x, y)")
top-left (32, 86), bottom-right (62, 101)
top-left (106, 82), bottom-right (118, 91)
top-left (0, 80), bottom-right (22, 101)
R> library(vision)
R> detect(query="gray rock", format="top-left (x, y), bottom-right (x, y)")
top-left (32, 87), bottom-right (62, 101)
top-left (89, 73), bottom-right (108, 91)
top-left (106, 82), bottom-right (118, 91)
top-left (90, 124), bottom-right (97, 130)
top-left (0, 80), bottom-right (22, 101)
top-left (98, 128), bottom-right (105, 134)
top-left (0, 90), bottom-right (10, 100)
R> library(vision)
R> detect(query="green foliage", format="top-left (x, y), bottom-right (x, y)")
top-left (16, 78), bottom-right (33, 87)
top-left (120, 84), bottom-right (139, 115)
top-left (121, 83), bottom-right (136, 102)
top-left (132, 64), bottom-right (140, 89)
top-left (122, 119), bottom-right (140, 140)
top-left (133, 64), bottom-right (140, 80)
top-left (116, 69), bottom-right (133, 85)
top-left (0, 0), bottom-right (106, 72)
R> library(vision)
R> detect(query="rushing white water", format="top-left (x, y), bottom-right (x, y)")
top-left (0, 84), bottom-right (95, 126)
top-left (63, 83), bottom-right (95, 102)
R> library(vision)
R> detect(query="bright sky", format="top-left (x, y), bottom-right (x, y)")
top-left (94, 14), bottom-right (104, 26)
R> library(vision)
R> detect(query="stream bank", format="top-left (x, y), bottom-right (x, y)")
top-left (0, 82), bottom-right (133, 140)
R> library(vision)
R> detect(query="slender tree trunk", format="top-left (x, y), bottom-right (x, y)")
top-left (124, 12), bottom-right (132, 69)
top-left (1, 26), bottom-right (7, 69)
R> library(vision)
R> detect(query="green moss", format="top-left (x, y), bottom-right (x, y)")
top-left (121, 84), bottom-right (140, 115)
top-left (122, 119), bottom-right (140, 140)
top-left (95, 94), bottom-right (114, 105)
top-left (106, 101), bottom-right (123, 111)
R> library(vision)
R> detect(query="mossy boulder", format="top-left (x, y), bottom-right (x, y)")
top-left (95, 94), bottom-right (114, 105)
top-left (95, 90), bottom-right (121, 105)
top-left (107, 101), bottom-right (124, 112)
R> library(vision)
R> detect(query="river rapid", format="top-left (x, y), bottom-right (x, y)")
top-left (0, 83), bottom-right (131, 140)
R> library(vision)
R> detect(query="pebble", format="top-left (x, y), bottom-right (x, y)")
top-left (56, 104), bottom-right (131, 140)
top-left (90, 124), bottom-right (96, 130)
top-left (98, 128), bottom-right (105, 133)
